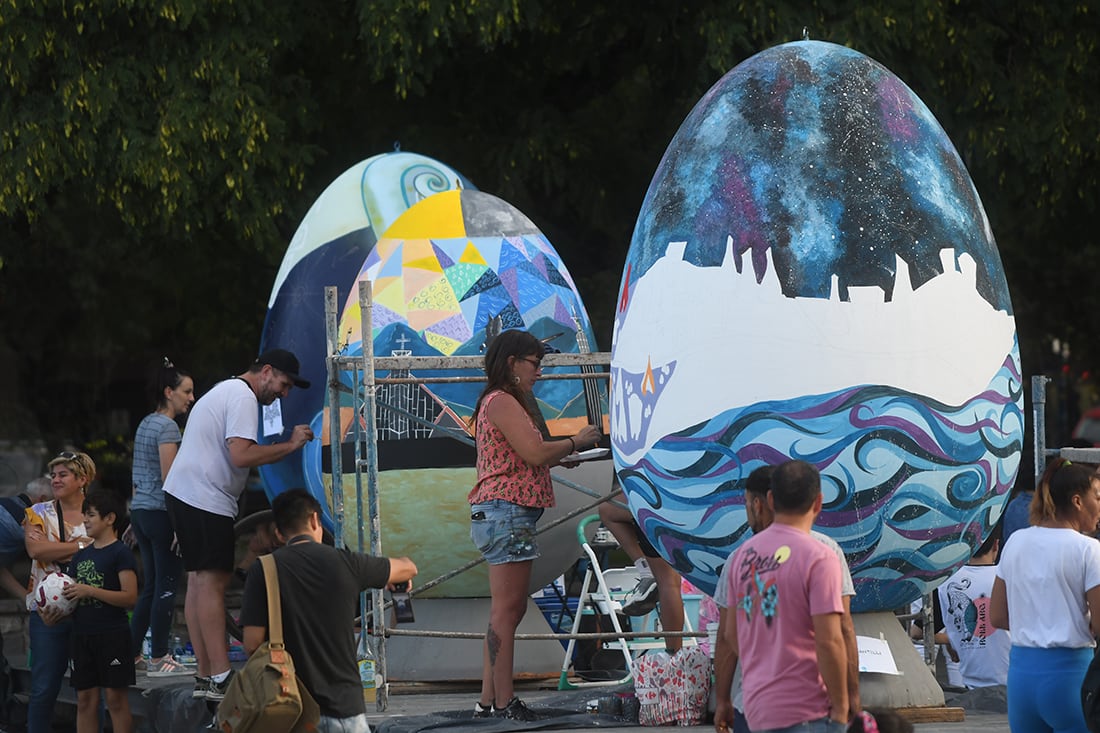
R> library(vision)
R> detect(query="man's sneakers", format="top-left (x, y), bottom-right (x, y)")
top-left (494, 697), bottom-right (539, 722)
top-left (472, 697), bottom-right (540, 721)
top-left (620, 575), bottom-right (659, 616)
top-left (192, 669), bottom-right (237, 701)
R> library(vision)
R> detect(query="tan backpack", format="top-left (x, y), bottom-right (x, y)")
top-left (216, 553), bottom-right (320, 733)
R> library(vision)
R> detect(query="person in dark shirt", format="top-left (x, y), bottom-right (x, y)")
top-left (62, 490), bottom-right (138, 733)
top-left (240, 489), bottom-right (417, 732)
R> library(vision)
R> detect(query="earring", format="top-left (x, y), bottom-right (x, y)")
top-left (513, 374), bottom-right (521, 384)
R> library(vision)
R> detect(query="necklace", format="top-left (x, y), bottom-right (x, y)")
top-left (286, 534), bottom-right (314, 546)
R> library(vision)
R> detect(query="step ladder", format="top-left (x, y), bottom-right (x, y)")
top-left (558, 515), bottom-right (693, 689)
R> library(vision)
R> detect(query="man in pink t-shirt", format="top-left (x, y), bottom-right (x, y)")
top-left (723, 460), bottom-right (849, 733)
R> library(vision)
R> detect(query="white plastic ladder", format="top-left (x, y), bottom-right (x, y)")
top-left (557, 515), bottom-right (695, 689)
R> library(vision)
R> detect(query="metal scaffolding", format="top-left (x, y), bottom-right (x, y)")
top-left (322, 283), bottom-right (647, 710)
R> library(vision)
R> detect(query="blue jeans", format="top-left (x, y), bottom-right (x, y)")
top-left (734, 708), bottom-right (751, 733)
top-left (318, 713), bottom-right (371, 733)
top-left (754, 716), bottom-right (847, 733)
top-left (130, 508), bottom-right (182, 658)
top-left (28, 612), bottom-right (73, 733)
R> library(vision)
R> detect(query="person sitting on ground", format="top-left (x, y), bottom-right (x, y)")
top-left (597, 491), bottom-right (685, 652)
top-left (241, 488), bottom-right (418, 733)
top-left (934, 525), bottom-right (1010, 688)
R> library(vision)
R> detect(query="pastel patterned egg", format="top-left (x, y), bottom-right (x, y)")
top-left (259, 151), bottom-right (474, 499)
top-left (292, 186), bottom-right (607, 597)
top-left (611, 40), bottom-right (1022, 612)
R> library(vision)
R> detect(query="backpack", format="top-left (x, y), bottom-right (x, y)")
top-left (216, 554), bottom-right (320, 733)
top-left (1083, 646), bottom-right (1100, 733)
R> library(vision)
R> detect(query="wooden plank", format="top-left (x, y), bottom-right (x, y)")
top-left (895, 706), bottom-right (966, 723)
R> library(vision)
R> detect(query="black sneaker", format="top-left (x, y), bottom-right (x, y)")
top-left (494, 696), bottom-right (539, 722)
top-left (473, 701), bottom-right (494, 719)
top-left (205, 670), bottom-right (236, 701)
top-left (192, 676), bottom-right (210, 699)
top-left (620, 575), bottom-right (659, 616)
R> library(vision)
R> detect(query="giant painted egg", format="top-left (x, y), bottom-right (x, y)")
top-left (304, 187), bottom-right (609, 597)
top-left (611, 40), bottom-right (1022, 612)
top-left (259, 151), bottom-right (474, 500)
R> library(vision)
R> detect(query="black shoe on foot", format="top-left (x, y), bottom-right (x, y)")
top-left (495, 696), bottom-right (539, 722)
top-left (473, 701), bottom-right (494, 719)
top-left (205, 670), bottom-right (236, 702)
top-left (192, 676), bottom-right (210, 699)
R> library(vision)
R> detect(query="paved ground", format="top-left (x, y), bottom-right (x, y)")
top-left (8, 655), bottom-right (1009, 732)
top-left (368, 687), bottom-right (1008, 733)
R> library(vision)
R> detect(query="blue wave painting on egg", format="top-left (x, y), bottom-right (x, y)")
top-left (611, 40), bottom-right (1023, 613)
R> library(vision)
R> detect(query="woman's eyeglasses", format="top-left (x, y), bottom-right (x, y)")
top-left (519, 357), bottom-right (543, 370)
top-left (57, 451), bottom-right (79, 460)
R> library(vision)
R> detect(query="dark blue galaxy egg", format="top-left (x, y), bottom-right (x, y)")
top-left (611, 40), bottom-right (1022, 612)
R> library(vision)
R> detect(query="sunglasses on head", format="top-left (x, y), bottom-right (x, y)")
top-left (57, 451), bottom-right (79, 461)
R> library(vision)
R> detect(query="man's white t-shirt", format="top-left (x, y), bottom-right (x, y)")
top-left (996, 525), bottom-right (1100, 649)
top-left (163, 378), bottom-right (259, 518)
top-left (715, 528), bottom-right (855, 711)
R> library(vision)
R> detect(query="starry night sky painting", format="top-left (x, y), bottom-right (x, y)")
top-left (611, 41), bottom-right (1023, 613)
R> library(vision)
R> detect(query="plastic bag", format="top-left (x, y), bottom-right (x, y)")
top-left (635, 645), bottom-right (711, 726)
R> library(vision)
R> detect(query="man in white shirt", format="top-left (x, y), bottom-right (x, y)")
top-left (164, 349), bottom-right (314, 701)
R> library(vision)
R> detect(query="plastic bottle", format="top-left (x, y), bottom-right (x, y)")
top-left (357, 643), bottom-right (376, 704)
top-left (142, 629), bottom-right (152, 660)
top-left (172, 635), bottom-right (183, 660)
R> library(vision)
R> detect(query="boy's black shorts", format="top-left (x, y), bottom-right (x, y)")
top-left (70, 629), bottom-right (135, 690)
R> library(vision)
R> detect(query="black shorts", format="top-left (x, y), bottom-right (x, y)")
top-left (165, 494), bottom-right (235, 572)
top-left (70, 630), bottom-right (135, 691)
top-left (632, 520), bottom-right (660, 559)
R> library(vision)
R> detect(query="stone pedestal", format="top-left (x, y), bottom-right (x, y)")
top-left (856, 610), bottom-right (945, 708)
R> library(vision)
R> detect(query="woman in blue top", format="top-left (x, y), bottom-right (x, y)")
top-left (129, 358), bottom-right (194, 676)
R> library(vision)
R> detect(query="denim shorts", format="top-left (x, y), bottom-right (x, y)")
top-left (470, 499), bottom-right (544, 565)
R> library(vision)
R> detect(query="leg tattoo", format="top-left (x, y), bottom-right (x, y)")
top-left (486, 624), bottom-right (501, 667)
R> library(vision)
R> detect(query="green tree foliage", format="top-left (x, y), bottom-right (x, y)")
top-left (0, 0), bottom-right (1097, 446)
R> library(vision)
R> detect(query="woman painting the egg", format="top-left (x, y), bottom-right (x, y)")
top-left (468, 329), bottom-right (602, 721)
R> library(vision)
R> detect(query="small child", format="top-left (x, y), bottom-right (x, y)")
top-left (62, 490), bottom-right (139, 733)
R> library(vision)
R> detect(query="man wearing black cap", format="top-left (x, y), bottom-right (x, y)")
top-left (164, 348), bottom-right (314, 702)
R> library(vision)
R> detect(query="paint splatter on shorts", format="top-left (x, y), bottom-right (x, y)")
top-left (470, 499), bottom-right (544, 565)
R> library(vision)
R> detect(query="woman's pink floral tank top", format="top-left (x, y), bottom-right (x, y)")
top-left (467, 390), bottom-right (554, 508)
